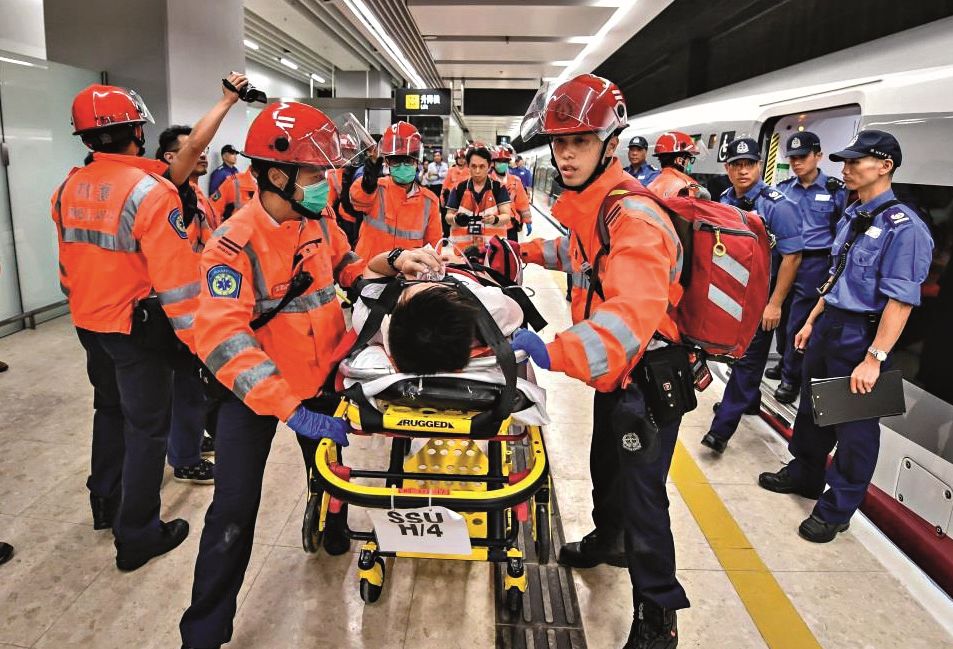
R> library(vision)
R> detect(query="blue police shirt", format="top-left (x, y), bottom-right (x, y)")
top-left (720, 180), bottom-right (804, 264)
top-left (776, 170), bottom-right (849, 251)
top-left (208, 164), bottom-right (238, 196)
top-left (624, 162), bottom-right (659, 186)
top-left (511, 166), bottom-right (533, 189)
top-left (824, 189), bottom-right (933, 313)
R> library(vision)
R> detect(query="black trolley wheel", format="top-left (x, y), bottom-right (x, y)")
top-left (534, 502), bottom-right (551, 565)
top-left (359, 557), bottom-right (386, 604)
top-left (301, 493), bottom-right (323, 554)
top-left (505, 586), bottom-right (523, 614)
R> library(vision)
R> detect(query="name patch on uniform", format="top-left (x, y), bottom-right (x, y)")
top-left (168, 208), bottom-right (188, 239)
top-left (865, 226), bottom-right (883, 239)
top-left (207, 264), bottom-right (242, 299)
top-left (814, 193), bottom-right (831, 202)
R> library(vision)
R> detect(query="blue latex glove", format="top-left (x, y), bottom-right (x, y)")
top-left (511, 329), bottom-right (550, 370)
top-left (525, 222), bottom-right (533, 236)
top-left (287, 405), bottom-right (351, 446)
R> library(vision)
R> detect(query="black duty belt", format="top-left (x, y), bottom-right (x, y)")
top-left (802, 248), bottom-right (832, 258)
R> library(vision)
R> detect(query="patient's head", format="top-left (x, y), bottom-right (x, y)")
top-left (388, 284), bottom-right (480, 374)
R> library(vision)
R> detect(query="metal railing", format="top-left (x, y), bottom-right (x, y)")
top-left (0, 300), bottom-right (68, 330)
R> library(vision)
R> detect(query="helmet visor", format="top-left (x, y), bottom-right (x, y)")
top-left (519, 82), bottom-right (557, 141)
top-left (125, 89), bottom-right (155, 125)
top-left (334, 113), bottom-right (375, 166)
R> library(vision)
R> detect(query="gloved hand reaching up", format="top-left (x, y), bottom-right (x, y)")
top-left (511, 329), bottom-right (550, 370)
top-left (287, 405), bottom-right (352, 446)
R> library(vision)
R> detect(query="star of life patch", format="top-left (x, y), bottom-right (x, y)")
top-left (207, 264), bottom-right (242, 299)
top-left (168, 208), bottom-right (188, 239)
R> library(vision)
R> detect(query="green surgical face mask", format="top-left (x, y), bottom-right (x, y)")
top-left (391, 163), bottom-right (417, 184)
top-left (494, 162), bottom-right (509, 175)
top-left (295, 179), bottom-right (330, 215)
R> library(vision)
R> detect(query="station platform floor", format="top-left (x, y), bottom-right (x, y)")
top-left (1, 216), bottom-right (952, 649)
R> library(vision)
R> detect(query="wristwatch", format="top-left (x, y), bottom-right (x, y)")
top-left (867, 346), bottom-right (888, 362)
top-left (386, 247), bottom-right (404, 271)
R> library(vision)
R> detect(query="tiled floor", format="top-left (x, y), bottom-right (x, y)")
top-left (0, 215), bottom-right (950, 648)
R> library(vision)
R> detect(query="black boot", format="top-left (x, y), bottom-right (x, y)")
top-left (90, 494), bottom-right (119, 530)
top-left (764, 363), bottom-right (782, 380)
top-left (773, 382), bottom-right (799, 404)
top-left (558, 528), bottom-right (627, 568)
top-left (798, 514), bottom-right (849, 543)
top-left (623, 600), bottom-right (678, 648)
top-left (758, 466), bottom-right (823, 499)
top-left (115, 519), bottom-right (189, 571)
top-left (700, 432), bottom-right (727, 454)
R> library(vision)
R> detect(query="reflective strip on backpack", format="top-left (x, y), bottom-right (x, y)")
top-left (205, 332), bottom-right (260, 375)
top-left (591, 310), bottom-right (641, 364)
top-left (232, 359), bottom-right (279, 400)
top-left (568, 321), bottom-right (610, 380)
top-left (157, 281), bottom-right (201, 306)
top-left (254, 284), bottom-right (337, 314)
top-left (712, 251), bottom-right (750, 287)
top-left (708, 284), bottom-right (743, 321)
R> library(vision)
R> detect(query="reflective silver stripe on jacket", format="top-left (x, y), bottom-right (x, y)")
top-left (157, 281), bottom-right (200, 306)
top-left (243, 241), bottom-right (270, 300)
top-left (334, 251), bottom-right (361, 275)
top-left (708, 284), bottom-right (743, 321)
top-left (232, 175), bottom-right (244, 210)
top-left (204, 332), bottom-right (260, 375)
top-left (622, 197), bottom-right (684, 282)
top-left (168, 314), bottom-right (194, 330)
top-left (591, 310), bottom-right (641, 364)
top-left (254, 284), bottom-right (337, 314)
top-left (567, 321), bottom-right (610, 379)
top-left (363, 188), bottom-right (427, 239)
top-left (232, 359), bottom-right (279, 400)
top-left (570, 270), bottom-right (590, 290)
top-left (540, 236), bottom-right (571, 272)
top-left (59, 175), bottom-right (157, 252)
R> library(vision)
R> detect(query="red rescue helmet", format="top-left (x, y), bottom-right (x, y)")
top-left (520, 74), bottom-right (628, 141)
top-left (492, 144), bottom-right (515, 162)
top-left (654, 131), bottom-right (699, 157)
top-left (379, 121), bottom-right (423, 160)
top-left (243, 101), bottom-right (343, 167)
top-left (454, 147), bottom-right (467, 160)
top-left (71, 84), bottom-right (154, 134)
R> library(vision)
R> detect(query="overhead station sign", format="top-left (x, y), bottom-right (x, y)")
top-left (396, 88), bottom-right (451, 116)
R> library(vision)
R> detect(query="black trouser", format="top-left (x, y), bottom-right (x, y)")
top-left (590, 383), bottom-right (690, 611)
top-left (179, 395), bottom-right (324, 648)
top-left (76, 328), bottom-right (173, 546)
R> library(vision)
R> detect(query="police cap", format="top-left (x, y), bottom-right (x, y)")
top-left (786, 131), bottom-right (821, 157)
top-left (829, 130), bottom-right (902, 168)
top-left (725, 137), bottom-right (761, 163)
top-left (221, 144), bottom-right (239, 155)
top-left (627, 136), bottom-right (649, 149)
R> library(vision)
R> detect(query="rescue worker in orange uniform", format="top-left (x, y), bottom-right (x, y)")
top-left (647, 131), bottom-right (710, 200)
top-left (441, 147), bottom-right (470, 237)
top-left (55, 84), bottom-right (201, 571)
top-left (490, 143), bottom-right (533, 240)
top-left (349, 121), bottom-right (442, 261)
top-left (179, 102), bottom-right (441, 649)
top-left (445, 145), bottom-right (513, 252)
top-left (210, 166), bottom-right (257, 222)
top-left (492, 74), bottom-right (688, 648)
top-left (325, 129), bottom-right (368, 247)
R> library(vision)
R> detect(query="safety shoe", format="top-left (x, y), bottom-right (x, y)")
top-left (623, 600), bottom-right (678, 649)
top-left (0, 542), bottom-right (13, 565)
top-left (764, 363), bottom-right (782, 380)
top-left (174, 459), bottom-right (214, 484)
top-left (700, 433), bottom-right (727, 454)
top-left (774, 382), bottom-right (799, 404)
top-left (798, 514), bottom-right (849, 543)
top-left (758, 466), bottom-right (823, 499)
top-left (90, 494), bottom-right (119, 530)
top-left (0, 360), bottom-right (8, 373)
top-left (116, 519), bottom-right (189, 572)
top-left (558, 529), bottom-right (627, 568)
top-left (200, 433), bottom-right (215, 457)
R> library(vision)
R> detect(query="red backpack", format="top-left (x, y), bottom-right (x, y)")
top-left (586, 178), bottom-right (771, 361)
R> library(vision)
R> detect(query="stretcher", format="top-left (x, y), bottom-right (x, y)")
top-left (301, 350), bottom-right (551, 612)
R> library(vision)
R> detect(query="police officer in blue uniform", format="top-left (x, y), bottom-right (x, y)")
top-left (760, 130), bottom-right (933, 542)
top-left (701, 138), bottom-right (803, 454)
top-left (772, 132), bottom-right (849, 403)
top-left (623, 136), bottom-right (659, 185)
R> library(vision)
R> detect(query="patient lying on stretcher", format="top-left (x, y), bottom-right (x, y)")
top-left (346, 242), bottom-right (548, 425)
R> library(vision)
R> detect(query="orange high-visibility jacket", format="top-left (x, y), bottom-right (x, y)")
top-left (493, 171), bottom-right (532, 224)
top-left (188, 179), bottom-right (216, 250)
top-left (326, 168), bottom-right (355, 224)
top-left (647, 167), bottom-right (702, 200)
top-left (447, 178), bottom-right (512, 251)
top-left (519, 160), bottom-right (683, 392)
top-left (442, 164), bottom-right (470, 196)
top-left (349, 176), bottom-right (441, 260)
top-left (52, 152), bottom-right (201, 349)
top-left (194, 200), bottom-right (364, 420)
top-left (210, 168), bottom-right (257, 221)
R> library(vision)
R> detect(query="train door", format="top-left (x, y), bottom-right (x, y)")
top-left (759, 105), bottom-right (862, 185)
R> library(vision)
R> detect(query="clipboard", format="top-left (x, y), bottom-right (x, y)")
top-left (810, 369), bottom-right (906, 427)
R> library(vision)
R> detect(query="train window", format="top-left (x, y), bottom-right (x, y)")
top-left (891, 183), bottom-right (953, 406)
top-left (707, 133), bottom-right (718, 150)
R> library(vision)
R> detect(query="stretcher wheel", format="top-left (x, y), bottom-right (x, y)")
top-left (301, 493), bottom-right (323, 554)
top-left (322, 506), bottom-right (351, 555)
top-left (534, 503), bottom-right (551, 565)
top-left (505, 586), bottom-right (523, 614)
top-left (359, 557), bottom-right (386, 604)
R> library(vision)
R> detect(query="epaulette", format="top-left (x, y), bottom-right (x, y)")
top-left (882, 205), bottom-right (913, 228)
top-left (211, 221), bottom-right (252, 260)
top-left (825, 176), bottom-right (846, 192)
top-left (760, 187), bottom-right (785, 202)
